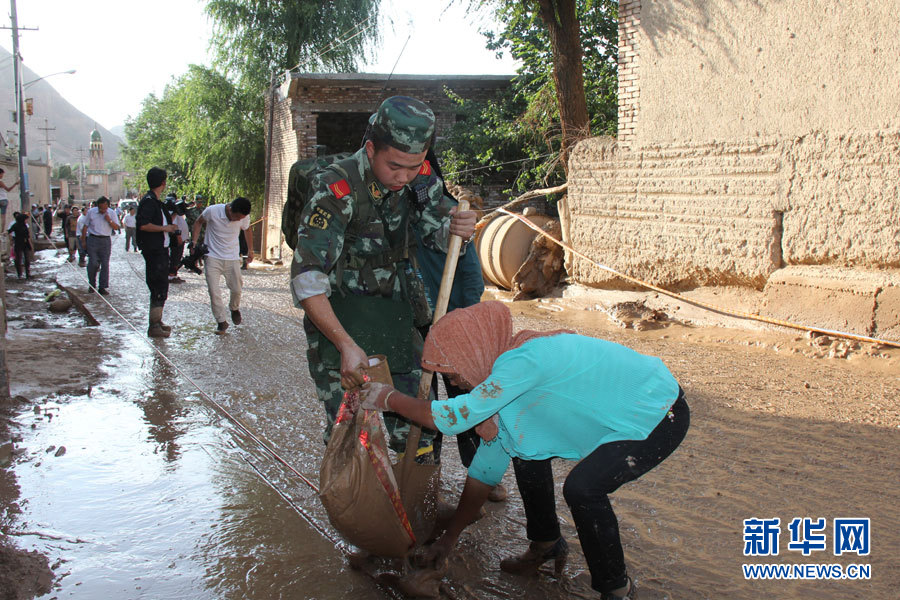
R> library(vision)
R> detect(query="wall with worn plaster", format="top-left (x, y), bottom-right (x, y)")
top-left (568, 0), bottom-right (900, 289)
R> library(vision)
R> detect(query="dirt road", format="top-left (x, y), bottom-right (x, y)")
top-left (1, 241), bottom-right (897, 599)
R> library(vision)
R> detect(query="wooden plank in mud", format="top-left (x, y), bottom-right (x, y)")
top-left (56, 282), bottom-right (100, 327)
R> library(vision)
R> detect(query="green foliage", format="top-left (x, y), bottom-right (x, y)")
top-left (205, 0), bottom-right (382, 88)
top-left (123, 66), bottom-right (264, 216)
top-left (53, 164), bottom-right (74, 180)
top-left (123, 1), bottom-right (383, 220)
top-left (444, 0), bottom-right (617, 193)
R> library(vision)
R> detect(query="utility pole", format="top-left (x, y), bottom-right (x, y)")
top-left (38, 118), bottom-right (54, 165)
top-left (6, 0), bottom-right (37, 215)
top-left (38, 118), bottom-right (55, 206)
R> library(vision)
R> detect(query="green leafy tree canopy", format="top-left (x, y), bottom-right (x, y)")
top-left (206, 0), bottom-right (383, 88)
top-left (443, 0), bottom-right (617, 193)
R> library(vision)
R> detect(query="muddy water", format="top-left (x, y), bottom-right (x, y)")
top-left (8, 241), bottom-right (898, 600)
top-left (11, 245), bottom-right (548, 600)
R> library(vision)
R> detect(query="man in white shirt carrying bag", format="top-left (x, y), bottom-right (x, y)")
top-left (191, 197), bottom-right (254, 334)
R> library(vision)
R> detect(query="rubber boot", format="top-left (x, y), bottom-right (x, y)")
top-left (148, 306), bottom-right (171, 338)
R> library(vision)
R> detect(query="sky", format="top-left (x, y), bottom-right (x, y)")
top-left (0, 0), bottom-right (518, 132)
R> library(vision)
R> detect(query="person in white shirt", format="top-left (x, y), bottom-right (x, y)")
top-left (123, 207), bottom-right (138, 252)
top-left (80, 196), bottom-right (121, 295)
top-left (191, 197), bottom-right (254, 334)
top-left (168, 200), bottom-right (190, 283)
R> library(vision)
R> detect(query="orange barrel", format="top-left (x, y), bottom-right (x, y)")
top-left (474, 213), bottom-right (554, 289)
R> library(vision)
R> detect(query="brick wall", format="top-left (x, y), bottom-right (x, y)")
top-left (565, 0), bottom-right (900, 294)
top-left (617, 0), bottom-right (640, 147)
top-left (263, 86), bottom-right (298, 262)
top-left (263, 74), bottom-right (512, 260)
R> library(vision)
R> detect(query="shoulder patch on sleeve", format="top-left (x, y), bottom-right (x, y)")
top-left (328, 179), bottom-right (351, 200)
top-left (418, 160), bottom-right (432, 176)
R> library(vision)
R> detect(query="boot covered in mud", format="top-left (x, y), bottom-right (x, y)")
top-left (148, 306), bottom-right (171, 338)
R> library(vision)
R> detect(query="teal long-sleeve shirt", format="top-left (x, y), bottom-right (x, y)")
top-left (430, 334), bottom-right (681, 486)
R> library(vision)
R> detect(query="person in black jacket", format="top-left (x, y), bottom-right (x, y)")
top-left (136, 167), bottom-right (178, 338)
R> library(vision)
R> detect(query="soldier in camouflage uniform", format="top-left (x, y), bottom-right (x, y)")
top-left (291, 96), bottom-right (477, 458)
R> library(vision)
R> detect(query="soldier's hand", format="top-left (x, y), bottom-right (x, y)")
top-left (339, 342), bottom-right (368, 390)
top-left (448, 206), bottom-right (476, 241)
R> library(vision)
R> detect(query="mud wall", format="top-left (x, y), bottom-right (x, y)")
top-left (566, 0), bottom-right (900, 290)
top-left (567, 131), bottom-right (900, 289)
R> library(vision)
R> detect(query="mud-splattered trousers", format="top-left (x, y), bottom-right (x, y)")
top-left (513, 391), bottom-right (690, 594)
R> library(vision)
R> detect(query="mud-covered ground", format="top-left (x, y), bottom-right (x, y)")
top-left (0, 238), bottom-right (897, 600)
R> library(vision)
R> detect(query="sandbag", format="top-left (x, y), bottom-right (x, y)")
top-left (319, 356), bottom-right (417, 557)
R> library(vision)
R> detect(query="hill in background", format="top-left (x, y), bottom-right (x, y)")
top-left (0, 46), bottom-right (123, 167)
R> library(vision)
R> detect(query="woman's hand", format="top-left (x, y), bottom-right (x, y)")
top-left (475, 414), bottom-right (499, 442)
top-left (359, 382), bottom-right (394, 411)
top-left (419, 532), bottom-right (458, 569)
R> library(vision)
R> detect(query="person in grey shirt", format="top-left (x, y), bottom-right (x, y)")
top-left (80, 196), bottom-right (121, 295)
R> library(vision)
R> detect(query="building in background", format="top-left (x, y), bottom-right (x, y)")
top-left (263, 72), bottom-right (512, 262)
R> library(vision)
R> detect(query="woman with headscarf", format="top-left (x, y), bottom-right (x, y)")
top-left (360, 301), bottom-right (689, 600)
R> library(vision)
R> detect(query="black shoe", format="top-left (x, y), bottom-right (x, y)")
top-left (215, 321), bottom-right (229, 335)
top-left (600, 576), bottom-right (635, 600)
top-left (98, 288), bottom-right (109, 296)
top-left (500, 537), bottom-right (568, 577)
top-left (231, 310), bottom-right (242, 325)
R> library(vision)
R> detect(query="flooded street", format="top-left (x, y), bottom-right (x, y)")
top-left (2, 238), bottom-right (898, 599)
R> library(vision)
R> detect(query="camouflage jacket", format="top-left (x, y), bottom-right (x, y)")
top-left (291, 147), bottom-right (456, 305)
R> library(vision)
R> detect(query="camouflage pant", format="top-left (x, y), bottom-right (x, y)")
top-left (305, 329), bottom-right (441, 458)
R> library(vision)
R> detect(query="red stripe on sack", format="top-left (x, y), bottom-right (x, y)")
top-left (329, 179), bottom-right (351, 199)
top-left (336, 398), bottom-right (354, 424)
top-left (359, 424), bottom-right (416, 546)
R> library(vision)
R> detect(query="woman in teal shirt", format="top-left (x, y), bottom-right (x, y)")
top-left (361, 301), bottom-right (689, 600)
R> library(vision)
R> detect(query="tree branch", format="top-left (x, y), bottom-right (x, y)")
top-left (476, 182), bottom-right (568, 228)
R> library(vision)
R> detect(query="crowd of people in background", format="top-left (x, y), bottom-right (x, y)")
top-left (2, 186), bottom-right (251, 319)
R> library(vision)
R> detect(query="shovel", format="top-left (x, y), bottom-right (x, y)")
top-left (393, 199), bottom-right (470, 545)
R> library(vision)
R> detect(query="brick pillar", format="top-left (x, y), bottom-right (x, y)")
top-left (618, 0), bottom-right (641, 147)
top-left (296, 111), bottom-right (319, 160)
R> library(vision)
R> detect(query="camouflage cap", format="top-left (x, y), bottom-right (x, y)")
top-left (370, 96), bottom-right (435, 154)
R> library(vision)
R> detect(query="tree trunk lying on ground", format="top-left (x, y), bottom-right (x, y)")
top-left (512, 219), bottom-right (566, 300)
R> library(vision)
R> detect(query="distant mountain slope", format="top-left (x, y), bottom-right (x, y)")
top-left (0, 46), bottom-right (123, 166)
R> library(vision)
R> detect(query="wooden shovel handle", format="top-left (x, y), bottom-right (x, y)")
top-left (402, 199), bottom-right (470, 466)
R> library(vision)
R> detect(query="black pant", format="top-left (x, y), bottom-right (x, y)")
top-left (169, 240), bottom-right (184, 276)
top-left (513, 392), bottom-right (690, 594)
top-left (12, 244), bottom-right (30, 277)
top-left (143, 248), bottom-right (170, 308)
top-left (430, 372), bottom-right (482, 468)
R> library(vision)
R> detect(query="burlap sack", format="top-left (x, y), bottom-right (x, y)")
top-left (319, 356), bottom-right (417, 557)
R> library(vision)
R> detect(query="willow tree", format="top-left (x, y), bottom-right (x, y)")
top-left (205, 0), bottom-right (382, 88)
